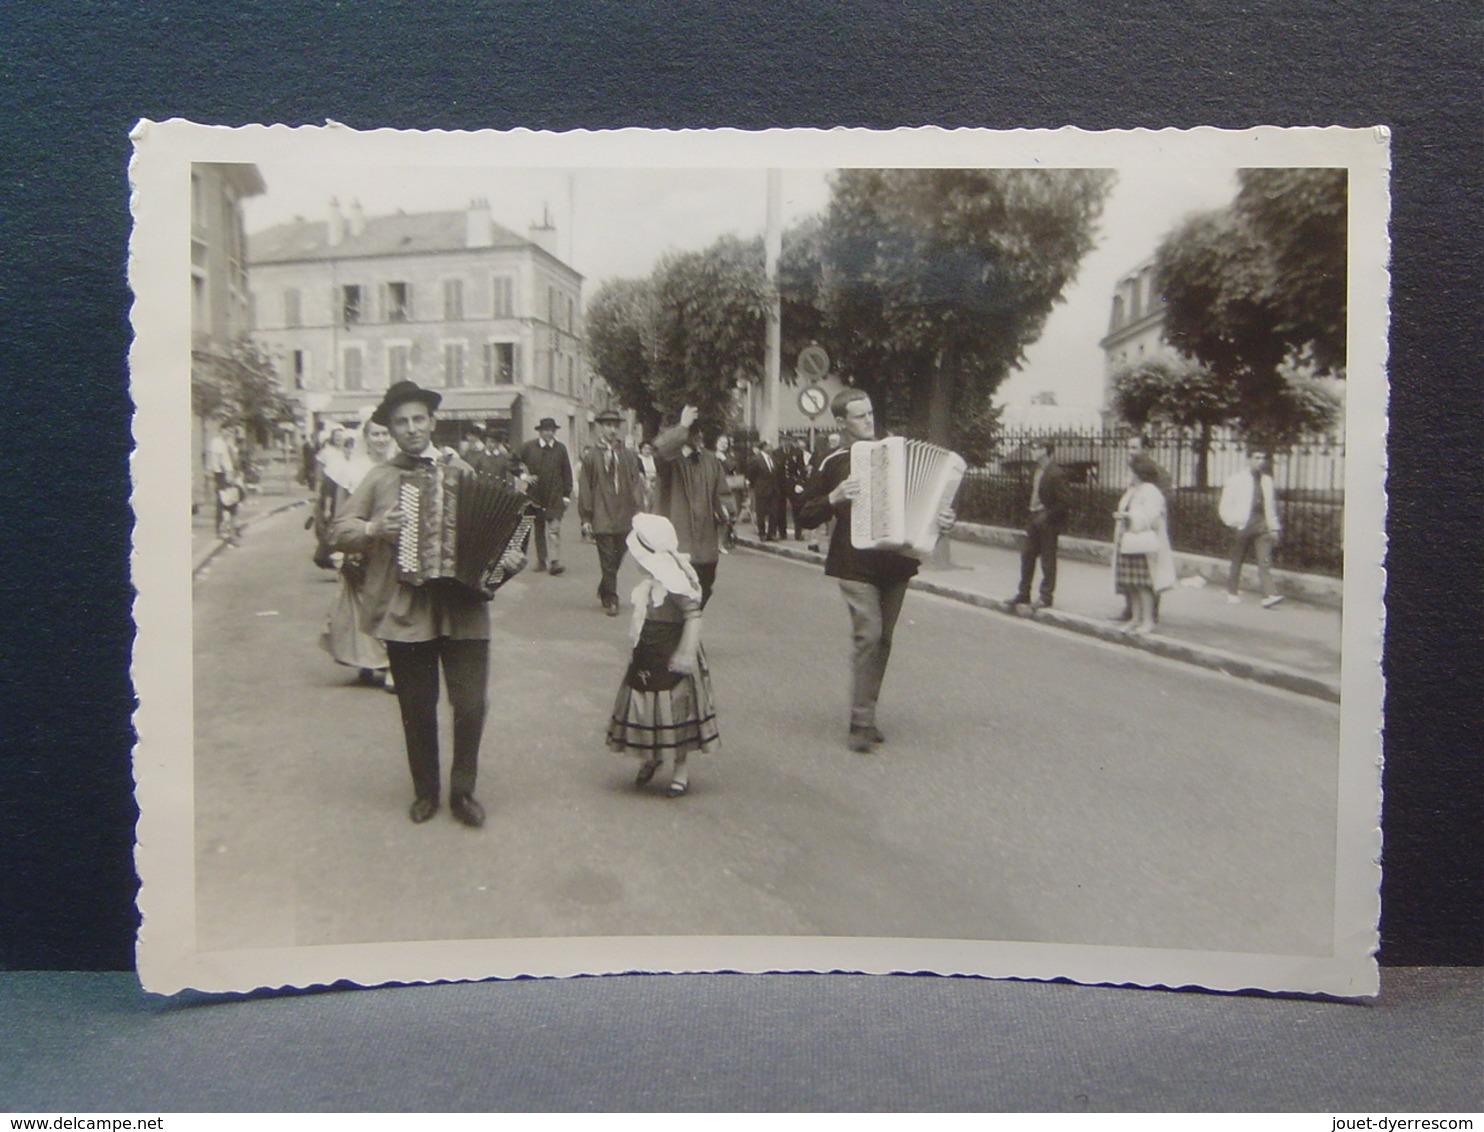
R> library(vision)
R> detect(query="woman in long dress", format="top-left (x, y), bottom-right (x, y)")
top-left (322, 418), bottom-right (395, 690)
top-left (1112, 454), bottom-right (1177, 636)
top-left (606, 513), bottom-right (720, 796)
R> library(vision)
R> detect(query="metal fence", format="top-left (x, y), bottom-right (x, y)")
top-left (954, 427), bottom-right (1345, 577)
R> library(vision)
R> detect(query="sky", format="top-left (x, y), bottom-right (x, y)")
top-left (242, 162), bottom-right (1239, 411)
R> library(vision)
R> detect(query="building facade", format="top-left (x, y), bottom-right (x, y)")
top-left (191, 162), bottom-right (266, 508)
top-left (248, 199), bottom-right (589, 451)
top-left (1097, 256), bottom-right (1179, 421)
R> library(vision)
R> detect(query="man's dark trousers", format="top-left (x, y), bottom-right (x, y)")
top-left (594, 533), bottom-right (626, 606)
top-left (1017, 515), bottom-right (1059, 604)
top-left (385, 638), bottom-right (488, 804)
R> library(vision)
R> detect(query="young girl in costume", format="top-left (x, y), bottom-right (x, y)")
top-left (606, 513), bottom-right (720, 796)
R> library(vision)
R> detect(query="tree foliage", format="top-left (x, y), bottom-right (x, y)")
top-left (1155, 167), bottom-right (1347, 432)
top-left (650, 235), bottom-right (770, 426)
top-left (191, 338), bottom-right (298, 449)
top-left (586, 277), bottom-right (661, 437)
top-left (1111, 354), bottom-right (1341, 484)
top-left (815, 168), bottom-right (1116, 450)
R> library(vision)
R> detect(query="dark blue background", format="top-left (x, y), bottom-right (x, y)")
top-left (1, 1), bottom-right (1478, 970)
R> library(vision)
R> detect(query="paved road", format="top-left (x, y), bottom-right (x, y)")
top-left (193, 508), bottom-right (1341, 959)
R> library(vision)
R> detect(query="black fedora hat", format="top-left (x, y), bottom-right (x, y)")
top-left (593, 408), bottom-right (622, 424)
top-left (372, 381), bottom-right (442, 427)
top-left (536, 417), bottom-right (560, 431)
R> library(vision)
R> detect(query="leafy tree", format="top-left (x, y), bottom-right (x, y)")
top-left (817, 168), bottom-right (1116, 451)
top-left (1235, 168), bottom-right (1347, 375)
top-left (650, 235), bottom-right (771, 430)
top-left (1111, 354), bottom-right (1341, 485)
top-left (191, 338), bottom-right (297, 454)
top-left (1111, 356), bottom-right (1240, 487)
top-left (1155, 168), bottom-right (1347, 435)
top-left (586, 277), bottom-right (662, 437)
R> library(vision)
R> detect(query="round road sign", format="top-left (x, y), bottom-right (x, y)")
top-left (796, 345), bottom-right (830, 381)
top-left (798, 385), bottom-right (829, 419)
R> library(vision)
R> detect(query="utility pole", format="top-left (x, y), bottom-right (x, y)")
top-left (762, 169), bottom-right (782, 445)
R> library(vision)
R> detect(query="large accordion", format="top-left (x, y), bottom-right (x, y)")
top-left (849, 435), bottom-right (967, 559)
top-left (396, 464), bottom-right (537, 599)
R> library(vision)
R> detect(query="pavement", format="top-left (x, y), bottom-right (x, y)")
top-left (734, 521), bottom-right (1344, 703)
top-left (194, 487), bottom-right (1344, 703)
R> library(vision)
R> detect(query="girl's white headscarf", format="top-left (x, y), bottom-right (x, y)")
top-left (625, 513), bottom-right (703, 643)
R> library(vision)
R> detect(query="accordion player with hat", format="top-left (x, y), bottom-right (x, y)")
top-left (849, 435), bottom-right (967, 560)
top-left (396, 463), bottom-right (537, 599)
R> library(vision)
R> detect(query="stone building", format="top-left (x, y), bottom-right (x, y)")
top-left (1097, 256), bottom-right (1178, 417)
top-left (191, 162), bottom-right (266, 509)
top-left (247, 199), bottom-right (589, 451)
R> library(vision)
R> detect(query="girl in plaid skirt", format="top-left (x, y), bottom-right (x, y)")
top-left (606, 513), bottom-right (719, 796)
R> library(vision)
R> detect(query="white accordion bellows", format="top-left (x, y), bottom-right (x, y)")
top-left (849, 435), bottom-right (967, 559)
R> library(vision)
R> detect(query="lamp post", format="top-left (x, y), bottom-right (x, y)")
top-left (762, 168), bottom-right (782, 446)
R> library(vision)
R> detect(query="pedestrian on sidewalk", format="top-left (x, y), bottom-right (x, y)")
top-left (579, 409), bottom-right (646, 617)
top-left (1219, 449), bottom-right (1284, 608)
top-left (331, 380), bottom-right (522, 829)
top-left (780, 435), bottom-right (811, 539)
top-left (748, 439), bottom-right (785, 540)
top-left (652, 405), bottom-right (735, 609)
top-left (517, 418), bottom-right (574, 575)
top-left (1113, 435), bottom-right (1169, 625)
top-left (321, 415), bottom-right (395, 692)
top-left (207, 426), bottom-right (245, 545)
top-left (1112, 455), bottom-right (1177, 636)
top-left (607, 513), bottom-right (719, 797)
top-left (797, 389), bottom-right (956, 753)
top-left (1010, 438), bottom-right (1070, 609)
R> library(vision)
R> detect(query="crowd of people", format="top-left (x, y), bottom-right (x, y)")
top-left (268, 379), bottom-right (1295, 829)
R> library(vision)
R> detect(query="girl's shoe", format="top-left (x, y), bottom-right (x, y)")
top-left (636, 759), bottom-right (661, 787)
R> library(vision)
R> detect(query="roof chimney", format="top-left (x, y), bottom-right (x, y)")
top-left (347, 198), bottom-right (366, 237)
top-left (327, 197), bottom-right (345, 246)
top-left (527, 203), bottom-right (558, 257)
top-left (466, 197), bottom-right (494, 248)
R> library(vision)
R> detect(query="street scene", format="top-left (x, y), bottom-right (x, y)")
top-left (168, 128), bottom-right (1374, 988)
top-left (193, 489), bottom-right (1340, 956)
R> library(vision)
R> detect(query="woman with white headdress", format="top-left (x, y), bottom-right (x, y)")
top-left (606, 513), bottom-right (720, 796)
top-left (321, 414), bottom-right (396, 690)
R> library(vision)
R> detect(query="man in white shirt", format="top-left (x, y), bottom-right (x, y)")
top-left (1218, 449), bottom-right (1284, 607)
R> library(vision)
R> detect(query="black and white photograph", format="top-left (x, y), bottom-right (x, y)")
top-left (130, 123), bottom-right (1388, 996)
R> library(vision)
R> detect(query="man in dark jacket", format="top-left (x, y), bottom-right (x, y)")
top-left (518, 417), bottom-right (574, 575)
top-left (797, 390), bottom-right (955, 753)
top-left (747, 439), bottom-right (784, 540)
top-left (1010, 438), bottom-right (1071, 609)
top-left (652, 405), bottom-right (734, 608)
top-left (578, 409), bottom-right (646, 616)
top-left (779, 435), bottom-right (811, 539)
top-left (331, 381), bottom-right (526, 829)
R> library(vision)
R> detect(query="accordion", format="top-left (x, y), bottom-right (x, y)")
top-left (396, 464), bottom-right (537, 599)
top-left (849, 435), bottom-right (967, 559)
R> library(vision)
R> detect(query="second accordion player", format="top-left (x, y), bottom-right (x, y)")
top-left (396, 463), bottom-right (537, 599)
top-left (849, 435), bottom-right (967, 559)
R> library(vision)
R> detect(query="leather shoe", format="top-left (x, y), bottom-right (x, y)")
top-left (848, 726), bottom-right (875, 753)
top-left (603, 598), bottom-right (620, 617)
top-left (450, 794), bottom-right (485, 828)
top-left (548, 562), bottom-right (565, 576)
top-left (408, 797), bottom-right (439, 824)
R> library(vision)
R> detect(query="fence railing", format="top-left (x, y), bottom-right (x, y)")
top-left (953, 427), bottom-right (1345, 577)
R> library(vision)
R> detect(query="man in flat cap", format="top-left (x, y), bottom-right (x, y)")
top-left (518, 417), bottom-right (574, 575)
top-left (331, 380), bottom-right (516, 829)
top-left (579, 409), bottom-right (646, 616)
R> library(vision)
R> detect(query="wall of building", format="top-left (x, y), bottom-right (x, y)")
top-left (248, 241), bottom-right (587, 449)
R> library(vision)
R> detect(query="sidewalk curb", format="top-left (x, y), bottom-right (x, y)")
top-left (950, 521), bottom-right (1343, 609)
top-left (193, 497), bottom-right (307, 577)
top-left (734, 535), bottom-right (1341, 704)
